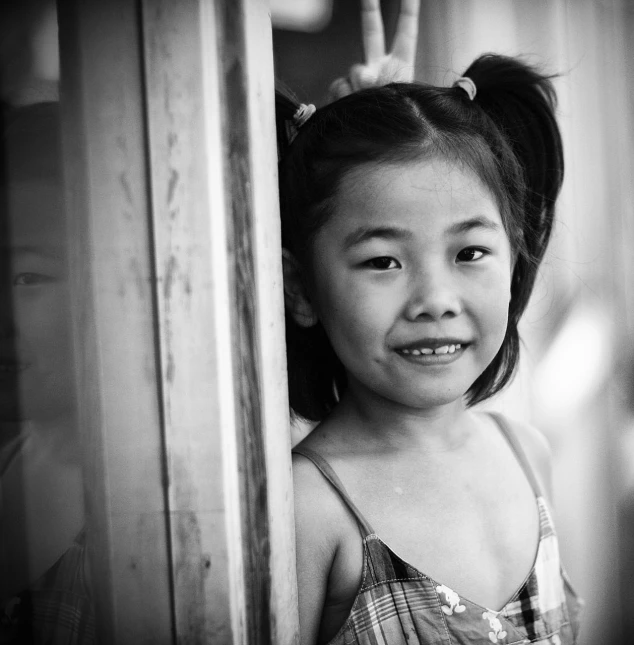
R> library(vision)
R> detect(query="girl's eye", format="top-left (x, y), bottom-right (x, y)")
top-left (13, 273), bottom-right (54, 286)
top-left (365, 257), bottom-right (400, 270)
top-left (457, 248), bottom-right (487, 262)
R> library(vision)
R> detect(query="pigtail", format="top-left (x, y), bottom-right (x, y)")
top-left (275, 84), bottom-right (300, 163)
top-left (459, 54), bottom-right (564, 406)
top-left (463, 54), bottom-right (564, 308)
top-left (2, 101), bottom-right (62, 183)
top-left (276, 87), bottom-right (345, 421)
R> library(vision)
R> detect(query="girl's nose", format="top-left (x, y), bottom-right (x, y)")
top-left (403, 266), bottom-right (462, 322)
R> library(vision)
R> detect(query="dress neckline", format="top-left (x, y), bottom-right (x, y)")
top-left (359, 494), bottom-right (549, 615)
top-left (294, 412), bottom-right (549, 619)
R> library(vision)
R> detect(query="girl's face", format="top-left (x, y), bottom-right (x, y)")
top-left (308, 158), bottom-right (513, 412)
top-left (1, 180), bottom-right (74, 426)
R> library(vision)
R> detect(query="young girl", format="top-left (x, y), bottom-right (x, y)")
top-left (1, 102), bottom-right (94, 643)
top-left (276, 51), bottom-right (583, 645)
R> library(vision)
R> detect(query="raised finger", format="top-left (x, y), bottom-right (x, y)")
top-left (391, 0), bottom-right (420, 65)
top-left (327, 77), bottom-right (354, 102)
top-left (361, 0), bottom-right (386, 64)
top-left (348, 64), bottom-right (379, 91)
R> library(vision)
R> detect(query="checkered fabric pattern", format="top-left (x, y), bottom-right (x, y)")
top-left (328, 497), bottom-right (582, 645)
top-left (1, 531), bottom-right (96, 644)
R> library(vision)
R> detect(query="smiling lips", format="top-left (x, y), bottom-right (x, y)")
top-left (399, 343), bottom-right (462, 356)
top-left (395, 336), bottom-right (470, 360)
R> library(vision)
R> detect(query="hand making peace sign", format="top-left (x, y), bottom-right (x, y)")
top-left (327, 0), bottom-right (421, 102)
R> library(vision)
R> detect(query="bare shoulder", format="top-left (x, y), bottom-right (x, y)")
top-left (292, 450), bottom-right (343, 557)
top-left (292, 446), bottom-right (360, 558)
top-left (292, 415), bottom-right (362, 531)
top-left (489, 412), bottom-right (554, 500)
top-left (292, 448), bottom-right (363, 644)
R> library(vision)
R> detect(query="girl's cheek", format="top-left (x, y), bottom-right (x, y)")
top-left (14, 283), bottom-right (69, 329)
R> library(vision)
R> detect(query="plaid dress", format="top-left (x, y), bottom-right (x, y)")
top-left (0, 530), bottom-right (96, 644)
top-left (294, 413), bottom-right (583, 645)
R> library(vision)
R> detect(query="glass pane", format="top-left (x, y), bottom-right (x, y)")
top-left (1, 3), bottom-right (96, 642)
top-left (2, 2), bottom-right (176, 641)
top-left (2, 1), bottom-right (294, 642)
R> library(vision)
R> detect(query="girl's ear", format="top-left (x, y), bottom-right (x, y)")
top-left (282, 249), bottom-right (318, 328)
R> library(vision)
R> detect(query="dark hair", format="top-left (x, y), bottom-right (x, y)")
top-left (277, 54), bottom-right (563, 421)
top-left (1, 101), bottom-right (62, 183)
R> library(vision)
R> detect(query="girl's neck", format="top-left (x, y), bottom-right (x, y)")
top-left (329, 385), bottom-right (474, 455)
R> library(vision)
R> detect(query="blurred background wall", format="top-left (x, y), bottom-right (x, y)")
top-left (273, 2), bottom-right (634, 644)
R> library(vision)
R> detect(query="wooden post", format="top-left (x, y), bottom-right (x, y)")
top-left (59, 0), bottom-right (299, 642)
top-left (58, 0), bottom-right (174, 642)
top-left (242, 2), bottom-right (300, 642)
top-left (142, 0), bottom-right (298, 641)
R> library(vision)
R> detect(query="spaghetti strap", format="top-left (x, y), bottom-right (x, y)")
top-left (488, 411), bottom-right (543, 497)
top-left (293, 446), bottom-right (375, 537)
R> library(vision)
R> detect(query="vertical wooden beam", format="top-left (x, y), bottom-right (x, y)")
top-left (217, 2), bottom-right (272, 642)
top-left (58, 1), bottom-right (174, 642)
top-left (243, 1), bottom-right (300, 642)
top-left (215, 0), bottom-right (300, 641)
top-left (59, 0), bottom-right (298, 641)
top-left (141, 0), bottom-right (298, 643)
top-left (141, 0), bottom-right (244, 641)
top-left (214, 0), bottom-right (299, 641)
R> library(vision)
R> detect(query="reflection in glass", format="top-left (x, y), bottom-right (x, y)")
top-left (1, 102), bottom-right (95, 643)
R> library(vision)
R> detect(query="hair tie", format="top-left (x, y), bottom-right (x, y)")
top-left (285, 103), bottom-right (316, 147)
top-left (453, 77), bottom-right (477, 101)
top-left (293, 103), bottom-right (316, 128)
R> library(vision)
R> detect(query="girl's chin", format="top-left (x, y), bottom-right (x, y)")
top-left (346, 379), bottom-right (469, 412)
top-left (396, 393), bottom-right (467, 412)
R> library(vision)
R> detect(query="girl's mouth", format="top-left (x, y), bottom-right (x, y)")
top-left (398, 343), bottom-right (462, 356)
top-left (395, 343), bottom-right (468, 364)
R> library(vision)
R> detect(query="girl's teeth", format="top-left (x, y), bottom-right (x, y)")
top-left (400, 344), bottom-right (463, 356)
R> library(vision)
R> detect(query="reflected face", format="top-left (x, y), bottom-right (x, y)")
top-left (1, 180), bottom-right (74, 424)
top-left (308, 158), bottom-right (513, 411)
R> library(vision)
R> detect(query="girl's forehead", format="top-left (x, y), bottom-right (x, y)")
top-left (4, 180), bottom-right (66, 248)
top-left (332, 158), bottom-right (502, 228)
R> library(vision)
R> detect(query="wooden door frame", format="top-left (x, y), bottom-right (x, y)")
top-left (58, 0), bottom-right (298, 642)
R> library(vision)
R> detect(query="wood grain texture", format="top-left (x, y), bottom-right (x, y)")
top-left (217, 1), bottom-right (272, 643)
top-left (141, 0), bottom-right (239, 641)
top-left (243, 1), bottom-right (300, 643)
top-left (59, 0), bottom-right (297, 641)
top-left (58, 0), bottom-right (173, 642)
top-left (142, 0), bottom-right (297, 643)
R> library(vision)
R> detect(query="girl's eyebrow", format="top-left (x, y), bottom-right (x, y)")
top-left (342, 217), bottom-right (500, 249)
top-left (2, 244), bottom-right (64, 260)
top-left (342, 225), bottom-right (412, 250)
top-left (447, 216), bottom-right (501, 235)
